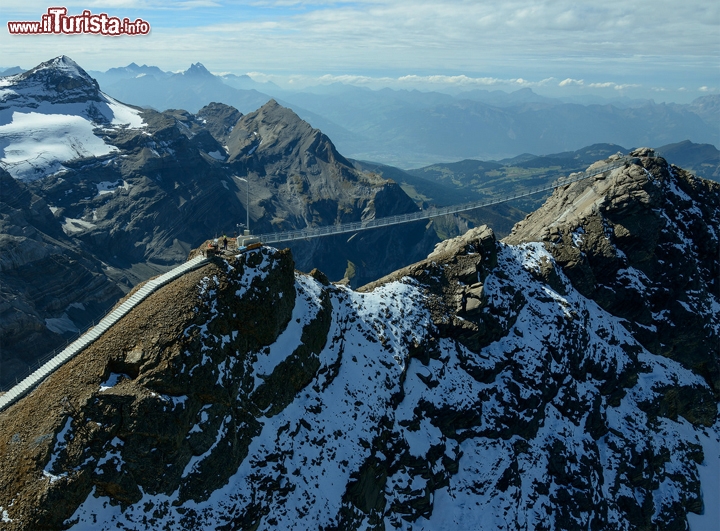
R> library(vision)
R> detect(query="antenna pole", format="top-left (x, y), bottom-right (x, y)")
top-left (235, 176), bottom-right (250, 235)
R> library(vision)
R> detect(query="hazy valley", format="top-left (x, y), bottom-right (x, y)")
top-left (3, 61), bottom-right (717, 169)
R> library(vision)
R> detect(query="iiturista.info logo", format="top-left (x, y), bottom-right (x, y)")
top-left (7, 7), bottom-right (150, 36)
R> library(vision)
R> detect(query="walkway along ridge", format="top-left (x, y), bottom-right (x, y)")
top-left (0, 157), bottom-right (630, 412)
top-left (0, 255), bottom-right (209, 412)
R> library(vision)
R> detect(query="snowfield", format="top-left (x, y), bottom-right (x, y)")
top-left (63, 243), bottom-right (720, 531)
top-left (0, 73), bottom-right (146, 181)
top-left (0, 111), bottom-right (117, 181)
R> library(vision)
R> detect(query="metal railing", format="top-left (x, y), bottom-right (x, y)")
top-left (0, 255), bottom-right (209, 412)
top-left (256, 158), bottom-right (628, 244)
top-left (0, 156), bottom-right (630, 412)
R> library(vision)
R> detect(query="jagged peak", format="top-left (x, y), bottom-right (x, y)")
top-left (504, 149), bottom-right (719, 394)
top-left (2, 55), bottom-right (101, 104)
top-left (231, 99), bottom-right (309, 138)
top-left (505, 150), bottom-right (661, 243)
top-left (183, 62), bottom-right (213, 77)
top-left (247, 99), bottom-right (311, 130)
top-left (24, 55), bottom-right (94, 82)
top-left (196, 101), bottom-right (242, 121)
top-left (227, 99), bottom-right (356, 169)
top-left (243, 99), bottom-right (289, 120)
top-left (629, 146), bottom-right (656, 158)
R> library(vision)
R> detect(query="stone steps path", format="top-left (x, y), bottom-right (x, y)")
top-left (0, 255), bottom-right (208, 412)
top-left (0, 158), bottom-right (633, 413)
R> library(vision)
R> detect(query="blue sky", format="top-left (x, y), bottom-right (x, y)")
top-left (2, 0), bottom-right (718, 102)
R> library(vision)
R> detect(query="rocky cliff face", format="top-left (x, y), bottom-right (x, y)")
top-left (0, 153), bottom-right (717, 530)
top-left (0, 169), bottom-right (123, 386)
top-left (0, 57), bottom-right (439, 387)
top-left (505, 148), bottom-right (720, 397)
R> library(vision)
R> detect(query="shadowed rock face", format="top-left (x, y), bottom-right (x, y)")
top-left (0, 170), bottom-right (123, 385)
top-left (505, 149), bottom-right (720, 396)
top-left (0, 165), bottom-right (717, 530)
top-left (0, 59), bottom-right (439, 385)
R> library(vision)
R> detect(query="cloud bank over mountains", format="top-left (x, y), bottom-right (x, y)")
top-left (1, 0), bottom-right (717, 102)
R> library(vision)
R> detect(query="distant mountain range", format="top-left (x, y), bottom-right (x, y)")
top-left (277, 86), bottom-right (719, 167)
top-left (5, 61), bottom-right (717, 172)
top-left (4, 62), bottom-right (715, 168)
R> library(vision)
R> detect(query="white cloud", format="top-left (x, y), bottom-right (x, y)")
top-left (241, 72), bottom-right (557, 90)
top-left (583, 81), bottom-right (642, 91)
top-left (559, 78), bottom-right (584, 87)
top-left (189, 0), bottom-right (720, 62)
top-left (0, 0), bottom-right (716, 103)
top-left (396, 75), bottom-right (535, 87)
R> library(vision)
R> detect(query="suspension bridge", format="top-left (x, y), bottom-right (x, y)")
top-left (0, 157), bottom-right (630, 412)
top-left (255, 157), bottom-right (630, 244)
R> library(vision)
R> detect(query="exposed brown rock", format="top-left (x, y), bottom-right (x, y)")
top-left (505, 150), bottom-right (720, 397)
top-left (0, 247), bottom-right (296, 529)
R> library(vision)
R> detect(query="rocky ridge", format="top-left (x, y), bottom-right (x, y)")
top-left (505, 148), bottom-right (720, 396)
top-left (0, 152), bottom-right (717, 530)
top-left (0, 57), bottom-right (441, 388)
top-left (0, 56), bottom-right (103, 109)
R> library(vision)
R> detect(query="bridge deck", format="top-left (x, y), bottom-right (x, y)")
top-left (256, 158), bottom-right (628, 244)
top-left (0, 157), bottom-right (629, 412)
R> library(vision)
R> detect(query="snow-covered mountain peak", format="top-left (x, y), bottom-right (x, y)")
top-left (0, 55), bottom-right (101, 107)
top-left (0, 57), bottom-right (146, 181)
top-left (33, 56), bottom-right (91, 81)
